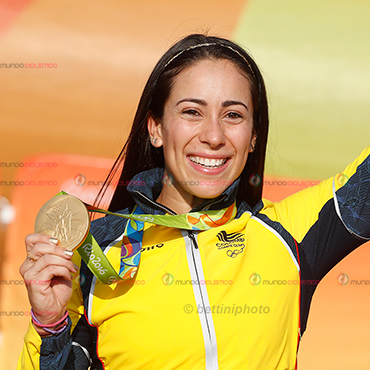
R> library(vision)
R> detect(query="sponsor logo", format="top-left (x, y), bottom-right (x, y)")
top-left (141, 243), bottom-right (164, 252)
top-left (216, 231), bottom-right (245, 258)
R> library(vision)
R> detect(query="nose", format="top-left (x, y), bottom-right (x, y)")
top-left (198, 114), bottom-right (226, 149)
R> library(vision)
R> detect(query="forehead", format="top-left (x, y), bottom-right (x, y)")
top-left (168, 58), bottom-right (252, 103)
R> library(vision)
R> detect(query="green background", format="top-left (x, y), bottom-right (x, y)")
top-left (235, 0), bottom-right (370, 180)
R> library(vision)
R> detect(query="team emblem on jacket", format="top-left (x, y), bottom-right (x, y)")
top-left (216, 231), bottom-right (245, 258)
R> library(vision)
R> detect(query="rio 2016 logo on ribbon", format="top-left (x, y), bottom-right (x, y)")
top-left (249, 272), bottom-right (261, 286)
top-left (337, 272), bottom-right (349, 286)
top-left (162, 273), bottom-right (174, 286)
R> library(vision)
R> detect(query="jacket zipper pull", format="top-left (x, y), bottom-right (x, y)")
top-left (188, 231), bottom-right (198, 249)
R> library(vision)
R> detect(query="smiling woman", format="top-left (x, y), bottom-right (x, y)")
top-left (102, 34), bottom-right (269, 215)
top-left (18, 34), bottom-right (370, 370)
top-left (148, 58), bottom-right (256, 213)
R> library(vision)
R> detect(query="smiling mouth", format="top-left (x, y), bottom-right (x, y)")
top-left (189, 156), bottom-right (228, 169)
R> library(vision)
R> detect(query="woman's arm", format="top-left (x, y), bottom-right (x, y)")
top-left (17, 242), bottom-right (85, 370)
top-left (265, 146), bottom-right (370, 279)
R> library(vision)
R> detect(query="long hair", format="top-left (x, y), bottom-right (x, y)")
top-left (95, 34), bottom-right (269, 212)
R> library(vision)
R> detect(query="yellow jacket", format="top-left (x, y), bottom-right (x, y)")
top-left (18, 147), bottom-right (370, 370)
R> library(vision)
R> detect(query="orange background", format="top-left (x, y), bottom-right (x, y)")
top-left (1, 1), bottom-right (370, 369)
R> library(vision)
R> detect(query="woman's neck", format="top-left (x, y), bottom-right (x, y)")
top-left (156, 185), bottom-right (205, 215)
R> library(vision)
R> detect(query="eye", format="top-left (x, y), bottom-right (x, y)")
top-left (183, 109), bottom-right (200, 116)
top-left (226, 111), bottom-right (243, 119)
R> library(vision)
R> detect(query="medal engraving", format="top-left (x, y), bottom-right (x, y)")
top-left (35, 195), bottom-right (90, 250)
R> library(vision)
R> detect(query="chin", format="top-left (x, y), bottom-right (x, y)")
top-left (190, 186), bottom-right (228, 201)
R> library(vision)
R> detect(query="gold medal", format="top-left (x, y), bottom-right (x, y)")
top-left (35, 195), bottom-right (90, 250)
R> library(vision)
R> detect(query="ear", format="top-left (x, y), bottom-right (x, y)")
top-left (147, 113), bottom-right (163, 147)
top-left (249, 132), bottom-right (258, 153)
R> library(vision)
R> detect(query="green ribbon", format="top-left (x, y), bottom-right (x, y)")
top-left (56, 191), bottom-right (237, 284)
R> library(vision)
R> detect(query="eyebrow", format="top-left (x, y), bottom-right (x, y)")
top-left (222, 100), bottom-right (249, 111)
top-left (176, 98), bottom-right (206, 106)
top-left (176, 98), bottom-right (249, 111)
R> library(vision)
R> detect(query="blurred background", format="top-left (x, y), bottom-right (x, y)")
top-left (1, 0), bottom-right (370, 368)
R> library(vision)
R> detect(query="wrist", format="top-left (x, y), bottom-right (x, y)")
top-left (31, 309), bottom-right (69, 336)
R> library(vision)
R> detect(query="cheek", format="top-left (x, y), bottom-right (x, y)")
top-left (163, 122), bottom-right (196, 149)
top-left (230, 128), bottom-right (254, 156)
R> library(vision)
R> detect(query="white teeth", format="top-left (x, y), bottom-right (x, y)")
top-left (189, 156), bottom-right (227, 168)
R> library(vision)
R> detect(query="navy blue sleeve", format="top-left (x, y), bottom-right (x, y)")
top-left (299, 151), bottom-right (370, 334)
top-left (40, 317), bottom-right (72, 370)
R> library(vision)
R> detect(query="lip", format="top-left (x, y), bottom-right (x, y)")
top-left (186, 154), bottom-right (231, 175)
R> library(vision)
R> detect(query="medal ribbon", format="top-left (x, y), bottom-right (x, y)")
top-left (58, 192), bottom-right (237, 284)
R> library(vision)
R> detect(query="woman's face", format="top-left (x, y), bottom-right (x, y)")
top-left (148, 58), bottom-right (256, 211)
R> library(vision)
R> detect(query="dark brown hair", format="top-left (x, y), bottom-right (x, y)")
top-left (95, 34), bottom-right (269, 212)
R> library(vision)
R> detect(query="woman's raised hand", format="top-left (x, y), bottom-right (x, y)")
top-left (19, 233), bottom-right (79, 331)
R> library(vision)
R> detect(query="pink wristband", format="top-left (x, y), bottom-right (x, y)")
top-left (31, 309), bottom-right (69, 328)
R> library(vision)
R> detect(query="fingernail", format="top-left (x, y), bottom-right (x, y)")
top-left (64, 249), bottom-right (74, 257)
top-left (73, 263), bottom-right (79, 270)
top-left (50, 237), bottom-right (59, 245)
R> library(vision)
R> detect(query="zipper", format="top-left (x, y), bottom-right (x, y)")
top-left (182, 230), bottom-right (219, 370)
top-left (188, 231), bottom-right (198, 249)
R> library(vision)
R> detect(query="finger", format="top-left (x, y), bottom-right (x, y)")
top-left (26, 264), bottom-right (75, 286)
top-left (25, 233), bottom-right (59, 251)
top-left (29, 254), bottom-right (79, 276)
top-left (28, 243), bottom-right (75, 262)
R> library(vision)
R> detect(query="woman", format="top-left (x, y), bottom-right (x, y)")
top-left (18, 34), bottom-right (370, 369)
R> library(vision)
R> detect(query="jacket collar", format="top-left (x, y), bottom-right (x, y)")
top-left (127, 167), bottom-right (241, 215)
